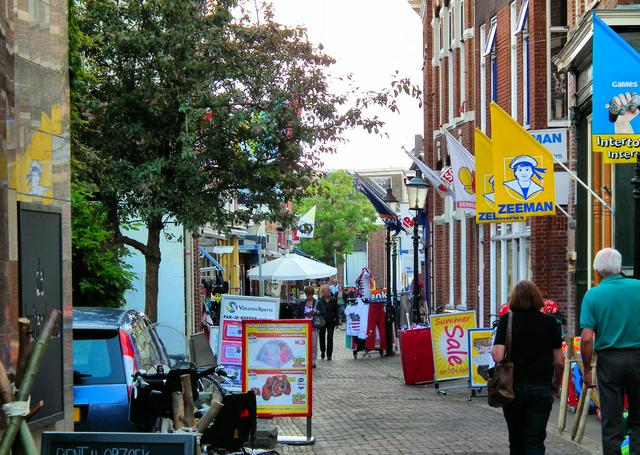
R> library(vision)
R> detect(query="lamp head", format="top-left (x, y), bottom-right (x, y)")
top-left (406, 170), bottom-right (429, 211)
top-left (382, 187), bottom-right (399, 212)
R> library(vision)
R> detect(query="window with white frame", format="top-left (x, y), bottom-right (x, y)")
top-left (440, 8), bottom-right (446, 54)
top-left (516, 0), bottom-right (530, 127)
top-left (510, 2), bottom-right (518, 118)
top-left (460, 39), bottom-right (466, 115)
top-left (433, 15), bottom-right (441, 61)
top-left (459, 0), bottom-right (465, 39)
top-left (370, 176), bottom-right (392, 192)
top-left (480, 23), bottom-right (487, 132)
top-left (483, 17), bottom-right (498, 102)
top-left (548, 0), bottom-right (568, 123)
top-left (29, 0), bottom-right (39, 22)
top-left (447, 5), bottom-right (454, 123)
top-left (448, 6), bottom-right (454, 48)
top-left (490, 221), bottom-right (531, 318)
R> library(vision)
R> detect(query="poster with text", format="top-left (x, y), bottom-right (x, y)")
top-left (242, 320), bottom-right (312, 417)
top-left (430, 311), bottom-right (477, 382)
top-left (592, 14), bottom-right (640, 163)
top-left (218, 295), bottom-right (280, 390)
top-left (467, 328), bottom-right (496, 388)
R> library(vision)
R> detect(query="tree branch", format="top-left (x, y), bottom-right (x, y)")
top-left (115, 231), bottom-right (150, 257)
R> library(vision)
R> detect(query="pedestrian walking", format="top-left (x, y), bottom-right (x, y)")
top-left (319, 285), bottom-right (339, 361)
top-left (492, 280), bottom-right (563, 454)
top-left (296, 286), bottom-right (325, 368)
top-left (579, 248), bottom-right (640, 455)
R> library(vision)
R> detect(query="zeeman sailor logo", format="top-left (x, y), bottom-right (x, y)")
top-left (497, 154), bottom-right (552, 214)
top-left (503, 155), bottom-right (546, 201)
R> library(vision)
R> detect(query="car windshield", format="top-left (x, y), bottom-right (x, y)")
top-left (73, 329), bottom-right (125, 385)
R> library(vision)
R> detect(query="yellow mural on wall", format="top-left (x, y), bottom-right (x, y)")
top-left (9, 104), bottom-right (63, 204)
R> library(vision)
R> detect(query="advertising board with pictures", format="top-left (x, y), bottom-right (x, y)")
top-left (218, 295), bottom-right (280, 390)
top-left (467, 328), bottom-right (495, 388)
top-left (242, 320), bottom-right (312, 417)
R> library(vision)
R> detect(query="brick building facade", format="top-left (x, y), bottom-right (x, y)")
top-left (414, 0), bottom-right (580, 331)
top-left (410, 0), bottom-right (640, 333)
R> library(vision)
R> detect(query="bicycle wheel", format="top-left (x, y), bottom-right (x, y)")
top-left (199, 376), bottom-right (225, 404)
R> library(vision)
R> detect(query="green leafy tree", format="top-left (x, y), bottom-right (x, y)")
top-left (73, 0), bottom-right (420, 321)
top-left (71, 183), bottom-right (135, 307)
top-left (70, 0), bottom-right (134, 306)
top-left (294, 171), bottom-right (379, 265)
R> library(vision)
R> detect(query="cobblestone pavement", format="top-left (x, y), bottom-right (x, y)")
top-left (269, 330), bottom-right (601, 454)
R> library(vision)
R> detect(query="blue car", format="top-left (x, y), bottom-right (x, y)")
top-left (72, 307), bottom-right (169, 432)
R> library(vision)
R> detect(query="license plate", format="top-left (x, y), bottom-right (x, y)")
top-left (73, 407), bottom-right (81, 422)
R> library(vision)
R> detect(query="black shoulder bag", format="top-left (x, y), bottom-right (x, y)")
top-left (488, 311), bottom-right (515, 408)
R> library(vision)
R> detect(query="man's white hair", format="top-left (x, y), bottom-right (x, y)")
top-left (593, 248), bottom-right (622, 277)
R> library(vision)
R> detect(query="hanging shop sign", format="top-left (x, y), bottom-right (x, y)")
top-left (242, 319), bottom-right (312, 417)
top-left (218, 295), bottom-right (280, 390)
top-left (474, 129), bottom-right (524, 224)
top-left (467, 328), bottom-right (495, 389)
top-left (430, 311), bottom-right (477, 381)
top-left (531, 128), bottom-right (568, 163)
top-left (491, 103), bottom-right (556, 217)
top-left (592, 14), bottom-right (640, 164)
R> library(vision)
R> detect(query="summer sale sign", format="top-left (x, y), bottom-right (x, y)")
top-left (242, 320), bottom-right (312, 418)
top-left (430, 311), bottom-right (477, 381)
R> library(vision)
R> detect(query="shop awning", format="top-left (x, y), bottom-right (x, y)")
top-left (198, 246), bottom-right (224, 271)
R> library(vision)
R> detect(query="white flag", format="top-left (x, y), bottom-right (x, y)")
top-left (444, 129), bottom-right (476, 214)
top-left (297, 205), bottom-right (316, 239)
top-left (404, 150), bottom-right (454, 196)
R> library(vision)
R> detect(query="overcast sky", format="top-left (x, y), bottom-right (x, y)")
top-left (267, 0), bottom-right (424, 171)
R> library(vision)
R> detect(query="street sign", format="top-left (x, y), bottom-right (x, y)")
top-left (42, 432), bottom-right (197, 455)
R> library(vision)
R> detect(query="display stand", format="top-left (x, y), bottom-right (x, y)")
top-left (429, 311), bottom-right (477, 395)
top-left (398, 327), bottom-right (434, 384)
top-left (278, 416), bottom-right (315, 445)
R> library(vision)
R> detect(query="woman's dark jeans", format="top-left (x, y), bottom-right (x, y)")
top-left (319, 323), bottom-right (335, 359)
top-left (503, 383), bottom-right (553, 454)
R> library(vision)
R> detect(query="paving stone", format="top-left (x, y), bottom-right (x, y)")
top-left (271, 331), bottom-right (599, 454)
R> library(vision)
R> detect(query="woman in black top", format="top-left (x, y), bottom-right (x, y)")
top-left (492, 280), bottom-right (564, 455)
top-left (295, 286), bottom-right (326, 368)
top-left (318, 285), bottom-right (339, 360)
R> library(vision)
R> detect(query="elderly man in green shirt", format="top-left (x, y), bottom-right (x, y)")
top-left (580, 248), bottom-right (640, 455)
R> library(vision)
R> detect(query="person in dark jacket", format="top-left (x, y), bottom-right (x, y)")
top-left (492, 280), bottom-right (564, 455)
top-left (318, 285), bottom-right (339, 361)
top-left (295, 286), bottom-right (326, 368)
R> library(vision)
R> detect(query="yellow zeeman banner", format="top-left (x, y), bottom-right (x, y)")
top-left (490, 103), bottom-right (556, 218)
top-left (474, 129), bottom-right (524, 224)
top-left (430, 311), bottom-right (476, 382)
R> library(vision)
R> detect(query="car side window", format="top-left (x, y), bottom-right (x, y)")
top-left (131, 318), bottom-right (157, 370)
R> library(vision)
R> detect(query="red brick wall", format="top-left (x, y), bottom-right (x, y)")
top-left (367, 229), bottom-right (388, 290)
top-left (422, 0), bottom-right (572, 325)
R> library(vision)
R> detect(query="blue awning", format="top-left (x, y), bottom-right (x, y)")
top-left (198, 246), bottom-right (225, 271)
top-left (292, 247), bottom-right (320, 262)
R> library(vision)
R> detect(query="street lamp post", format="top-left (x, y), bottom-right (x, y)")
top-left (383, 188), bottom-right (398, 356)
top-left (633, 155), bottom-right (640, 278)
top-left (391, 236), bottom-right (399, 324)
top-left (406, 171), bottom-right (429, 324)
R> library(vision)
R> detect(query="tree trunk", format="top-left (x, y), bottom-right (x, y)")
top-left (144, 218), bottom-right (163, 323)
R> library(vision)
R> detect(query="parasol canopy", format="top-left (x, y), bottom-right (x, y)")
top-left (247, 253), bottom-right (337, 281)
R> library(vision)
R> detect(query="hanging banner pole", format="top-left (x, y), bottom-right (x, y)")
top-left (551, 154), bottom-right (614, 214)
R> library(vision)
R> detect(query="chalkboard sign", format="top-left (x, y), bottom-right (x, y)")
top-left (41, 432), bottom-right (197, 455)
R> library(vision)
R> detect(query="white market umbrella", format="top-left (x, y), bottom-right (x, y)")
top-left (247, 253), bottom-right (337, 281)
